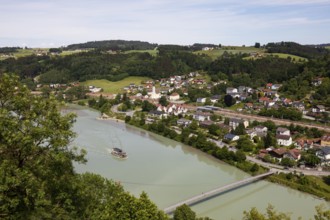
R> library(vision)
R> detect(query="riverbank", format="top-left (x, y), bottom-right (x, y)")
top-left (122, 114), bottom-right (330, 202)
top-left (76, 104), bottom-right (330, 203)
top-left (267, 173), bottom-right (330, 201)
top-left (71, 106), bottom-right (329, 219)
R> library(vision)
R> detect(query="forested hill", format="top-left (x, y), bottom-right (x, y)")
top-left (1, 40), bottom-right (329, 91)
top-left (64, 40), bottom-right (158, 51)
top-left (0, 47), bottom-right (21, 53)
top-left (265, 42), bottom-right (328, 59)
top-left (64, 40), bottom-right (219, 52)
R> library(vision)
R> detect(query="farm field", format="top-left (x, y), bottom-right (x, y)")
top-left (265, 53), bottom-right (308, 62)
top-left (123, 49), bottom-right (158, 56)
top-left (60, 50), bottom-right (91, 56)
top-left (81, 76), bottom-right (151, 93)
top-left (194, 46), bottom-right (264, 60)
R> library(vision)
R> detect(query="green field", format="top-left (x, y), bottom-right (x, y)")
top-left (325, 46), bottom-right (330, 50)
top-left (123, 49), bottom-right (158, 57)
top-left (81, 76), bottom-right (151, 93)
top-left (266, 53), bottom-right (308, 62)
top-left (14, 49), bottom-right (36, 57)
top-left (194, 46), bottom-right (265, 60)
top-left (0, 49), bottom-right (48, 60)
top-left (59, 49), bottom-right (93, 56)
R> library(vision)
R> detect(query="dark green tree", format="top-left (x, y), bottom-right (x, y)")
top-left (173, 204), bottom-right (196, 220)
top-left (281, 158), bottom-right (296, 167)
top-left (159, 96), bottom-right (169, 106)
top-left (234, 123), bottom-right (246, 135)
top-left (264, 133), bottom-right (276, 147)
top-left (0, 74), bottom-right (169, 219)
top-left (0, 74), bottom-right (85, 218)
top-left (224, 94), bottom-right (236, 107)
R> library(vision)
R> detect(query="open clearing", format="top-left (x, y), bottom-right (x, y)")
top-left (194, 46), bottom-right (265, 60)
top-left (123, 49), bottom-right (158, 57)
top-left (265, 53), bottom-right (308, 62)
top-left (81, 76), bottom-right (151, 93)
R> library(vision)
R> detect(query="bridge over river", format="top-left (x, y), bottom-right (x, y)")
top-left (164, 170), bottom-right (275, 214)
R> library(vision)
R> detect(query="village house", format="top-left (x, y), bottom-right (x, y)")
top-left (246, 129), bottom-right (257, 140)
top-left (266, 83), bottom-right (272, 89)
top-left (245, 87), bottom-right (253, 93)
top-left (224, 133), bottom-right (240, 141)
top-left (196, 97), bottom-right (207, 103)
top-left (316, 146), bottom-right (330, 165)
top-left (312, 105), bottom-right (326, 113)
top-left (226, 87), bottom-right (238, 94)
top-left (282, 98), bottom-right (293, 106)
top-left (210, 95), bottom-right (221, 103)
top-left (311, 78), bottom-right (323, 86)
top-left (253, 125), bottom-right (268, 137)
top-left (259, 97), bottom-right (270, 105)
top-left (244, 102), bottom-right (254, 110)
top-left (276, 135), bottom-right (292, 146)
top-left (276, 127), bottom-right (292, 146)
top-left (276, 127), bottom-right (291, 136)
top-left (292, 101), bottom-right (306, 113)
top-left (156, 104), bottom-right (187, 116)
top-left (177, 118), bottom-right (192, 127)
top-left (237, 86), bottom-right (246, 93)
top-left (295, 139), bottom-right (316, 150)
top-left (148, 110), bottom-right (167, 119)
top-left (283, 149), bottom-right (301, 161)
top-left (229, 118), bottom-right (249, 130)
top-left (199, 120), bottom-right (214, 128)
top-left (193, 111), bottom-right (212, 121)
top-left (321, 135), bottom-right (330, 146)
top-left (269, 148), bottom-right (287, 160)
top-left (271, 84), bottom-right (282, 90)
top-left (218, 123), bottom-right (231, 132)
top-left (239, 93), bottom-right (249, 101)
top-left (169, 93), bottom-right (180, 101)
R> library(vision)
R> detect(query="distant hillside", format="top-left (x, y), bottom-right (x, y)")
top-left (306, 43), bottom-right (330, 47)
top-left (266, 42), bottom-right (328, 59)
top-left (64, 40), bottom-right (158, 51)
top-left (0, 47), bottom-right (21, 53)
top-left (65, 41), bottom-right (221, 53)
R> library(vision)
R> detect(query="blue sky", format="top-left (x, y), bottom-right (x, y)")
top-left (1, 0), bottom-right (330, 47)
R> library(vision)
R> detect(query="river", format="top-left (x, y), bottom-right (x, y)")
top-left (71, 106), bottom-right (329, 220)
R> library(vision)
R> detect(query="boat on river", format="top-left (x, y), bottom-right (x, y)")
top-left (111, 147), bottom-right (127, 159)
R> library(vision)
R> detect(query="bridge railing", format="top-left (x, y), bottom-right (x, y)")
top-left (164, 170), bottom-right (275, 214)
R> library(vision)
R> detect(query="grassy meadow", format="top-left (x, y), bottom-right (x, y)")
top-left (123, 49), bottom-right (158, 57)
top-left (194, 46), bottom-right (265, 60)
top-left (265, 53), bottom-right (308, 62)
top-left (81, 76), bottom-right (151, 93)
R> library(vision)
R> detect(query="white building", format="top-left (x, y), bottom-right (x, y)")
top-left (276, 135), bottom-right (292, 146)
top-left (169, 93), bottom-right (180, 101)
top-left (149, 86), bottom-right (161, 99)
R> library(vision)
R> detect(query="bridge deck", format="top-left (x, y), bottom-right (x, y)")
top-left (164, 170), bottom-right (275, 214)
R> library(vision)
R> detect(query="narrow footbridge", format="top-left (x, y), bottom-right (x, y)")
top-left (164, 170), bottom-right (275, 214)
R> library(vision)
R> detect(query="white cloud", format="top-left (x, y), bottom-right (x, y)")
top-left (0, 0), bottom-right (329, 47)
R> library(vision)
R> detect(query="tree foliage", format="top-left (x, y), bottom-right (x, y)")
top-left (243, 204), bottom-right (330, 220)
top-left (0, 74), bottom-right (168, 219)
